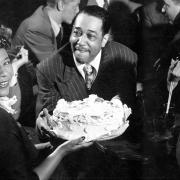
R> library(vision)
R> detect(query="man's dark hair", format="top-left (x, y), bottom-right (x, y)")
top-left (76, 5), bottom-right (111, 35)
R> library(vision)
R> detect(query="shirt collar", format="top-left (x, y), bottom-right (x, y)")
top-left (96, 0), bottom-right (109, 8)
top-left (49, 16), bottom-right (61, 37)
top-left (73, 50), bottom-right (102, 80)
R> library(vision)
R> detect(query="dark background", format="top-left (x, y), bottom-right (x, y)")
top-left (0, 0), bottom-right (45, 33)
top-left (0, 0), bottom-right (144, 34)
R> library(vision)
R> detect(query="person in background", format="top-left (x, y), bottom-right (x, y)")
top-left (11, 0), bottom-right (80, 127)
top-left (132, 0), bottom-right (173, 135)
top-left (0, 24), bottom-right (12, 43)
top-left (0, 36), bottom-right (91, 180)
top-left (156, 0), bottom-right (180, 167)
top-left (108, 0), bottom-right (172, 139)
top-left (156, 0), bottom-right (180, 132)
top-left (80, 0), bottom-right (109, 9)
top-left (12, 0), bottom-right (80, 66)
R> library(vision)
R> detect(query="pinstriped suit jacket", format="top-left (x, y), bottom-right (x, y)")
top-left (36, 41), bottom-right (137, 115)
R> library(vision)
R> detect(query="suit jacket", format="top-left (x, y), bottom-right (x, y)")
top-left (12, 6), bottom-right (57, 65)
top-left (36, 40), bottom-right (137, 179)
top-left (11, 6), bottom-right (58, 127)
top-left (36, 41), bottom-right (137, 115)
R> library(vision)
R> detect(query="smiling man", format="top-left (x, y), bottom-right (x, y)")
top-left (36, 5), bottom-right (138, 140)
top-left (36, 5), bottom-right (137, 116)
top-left (161, 0), bottom-right (180, 24)
top-left (36, 5), bottom-right (138, 179)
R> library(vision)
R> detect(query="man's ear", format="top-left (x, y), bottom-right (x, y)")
top-left (101, 33), bottom-right (109, 48)
top-left (57, 0), bottom-right (64, 11)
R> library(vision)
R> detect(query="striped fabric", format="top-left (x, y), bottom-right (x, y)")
top-left (36, 41), bottom-right (137, 115)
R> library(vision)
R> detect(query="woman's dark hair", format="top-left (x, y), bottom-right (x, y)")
top-left (0, 35), bottom-right (10, 49)
top-left (75, 5), bottom-right (111, 35)
top-left (0, 36), bottom-right (16, 61)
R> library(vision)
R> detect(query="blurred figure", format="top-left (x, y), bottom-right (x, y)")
top-left (109, 0), bottom-right (173, 136)
top-left (155, 0), bottom-right (180, 167)
top-left (12, 0), bottom-right (80, 66)
top-left (133, 0), bottom-right (172, 115)
top-left (157, 0), bottom-right (180, 129)
top-left (11, 0), bottom-right (80, 127)
top-left (0, 24), bottom-right (12, 43)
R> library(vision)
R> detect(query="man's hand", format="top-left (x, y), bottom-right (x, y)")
top-left (167, 59), bottom-right (180, 91)
top-left (10, 47), bottom-right (29, 87)
top-left (168, 59), bottom-right (180, 82)
top-left (12, 46), bottom-right (29, 72)
top-left (36, 108), bottom-right (57, 139)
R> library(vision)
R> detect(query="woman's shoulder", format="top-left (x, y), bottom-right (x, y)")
top-left (0, 107), bottom-right (14, 120)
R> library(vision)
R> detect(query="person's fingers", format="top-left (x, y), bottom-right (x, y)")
top-left (71, 142), bottom-right (93, 151)
top-left (80, 141), bottom-right (93, 147)
top-left (37, 112), bottom-right (52, 132)
top-left (61, 136), bottom-right (85, 149)
top-left (35, 142), bottom-right (53, 150)
top-left (43, 108), bottom-right (51, 118)
top-left (69, 136), bottom-right (85, 145)
top-left (39, 110), bottom-right (44, 118)
top-left (43, 108), bottom-right (52, 127)
top-left (40, 127), bottom-right (57, 138)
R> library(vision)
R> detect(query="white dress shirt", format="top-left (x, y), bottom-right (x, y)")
top-left (49, 16), bottom-right (61, 37)
top-left (96, 0), bottom-right (109, 8)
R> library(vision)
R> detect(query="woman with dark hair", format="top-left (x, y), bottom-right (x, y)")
top-left (0, 37), bottom-right (91, 180)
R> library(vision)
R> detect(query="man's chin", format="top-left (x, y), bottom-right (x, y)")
top-left (75, 54), bottom-right (89, 64)
top-left (76, 57), bottom-right (89, 64)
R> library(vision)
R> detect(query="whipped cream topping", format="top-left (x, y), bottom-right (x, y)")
top-left (51, 95), bottom-right (131, 141)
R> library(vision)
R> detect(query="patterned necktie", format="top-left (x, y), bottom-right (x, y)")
top-left (56, 27), bottom-right (63, 49)
top-left (83, 64), bottom-right (96, 90)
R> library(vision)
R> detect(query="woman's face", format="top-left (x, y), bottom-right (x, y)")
top-left (0, 48), bottom-right (13, 97)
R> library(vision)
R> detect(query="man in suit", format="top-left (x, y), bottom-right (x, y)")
top-left (158, 0), bottom-right (180, 167)
top-left (12, 0), bottom-right (80, 66)
top-left (36, 5), bottom-right (137, 139)
top-left (11, 0), bottom-right (80, 127)
top-left (36, 6), bottom-right (137, 179)
top-left (36, 5), bottom-right (137, 113)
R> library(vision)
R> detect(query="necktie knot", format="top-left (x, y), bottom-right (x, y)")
top-left (83, 64), bottom-right (96, 90)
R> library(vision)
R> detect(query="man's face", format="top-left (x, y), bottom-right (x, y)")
top-left (62, 0), bottom-right (80, 24)
top-left (70, 13), bottom-right (108, 64)
top-left (162, 0), bottom-right (180, 23)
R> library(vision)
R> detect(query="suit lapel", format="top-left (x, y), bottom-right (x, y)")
top-left (42, 6), bottom-right (56, 46)
top-left (58, 47), bottom-right (88, 101)
top-left (91, 42), bottom-right (116, 100)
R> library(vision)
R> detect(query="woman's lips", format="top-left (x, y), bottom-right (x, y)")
top-left (0, 81), bottom-right (9, 88)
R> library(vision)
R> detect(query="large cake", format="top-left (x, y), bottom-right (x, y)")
top-left (50, 95), bottom-right (131, 142)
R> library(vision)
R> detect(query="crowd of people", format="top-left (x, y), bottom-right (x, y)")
top-left (1, 0), bottom-right (180, 179)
